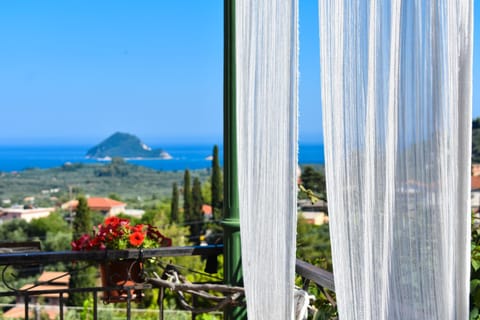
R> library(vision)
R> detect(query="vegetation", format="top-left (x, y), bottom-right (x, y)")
top-left (72, 196), bottom-right (92, 238)
top-left (69, 196), bottom-right (97, 306)
top-left (457, 118), bottom-right (480, 319)
top-left (94, 157), bottom-right (129, 177)
top-left (5, 125), bottom-right (480, 319)
top-left (191, 177), bottom-right (204, 243)
top-left (0, 197), bottom-right (223, 314)
top-left (471, 214), bottom-right (480, 319)
top-left (296, 217), bottom-right (332, 270)
top-left (183, 169), bottom-right (193, 224)
top-left (0, 151), bottom-right (329, 317)
top-left (0, 161), bottom-right (210, 205)
top-left (297, 166), bottom-right (337, 319)
top-left (211, 145), bottom-right (222, 220)
top-left (300, 165), bottom-right (326, 200)
top-left (0, 144), bottom-right (335, 317)
top-left (296, 216), bottom-right (336, 319)
top-left (171, 182), bottom-right (180, 223)
top-left (71, 216), bottom-right (171, 250)
top-left (473, 119), bottom-right (480, 163)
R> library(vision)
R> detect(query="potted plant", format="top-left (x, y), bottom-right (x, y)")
top-left (71, 216), bottom-right (172, 302)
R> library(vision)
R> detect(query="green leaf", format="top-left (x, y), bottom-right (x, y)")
top-left (471, 307), bottom-right (479, 320)
top-left (472, 279), bottom-right (480, 292)
top-left (474, 288), bottom-right (480, 308)
top-left (473, 258), bottom-right (480, 271)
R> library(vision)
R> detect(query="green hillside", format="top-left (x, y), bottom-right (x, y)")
top-left (0, 159), bottom-right (210, 206)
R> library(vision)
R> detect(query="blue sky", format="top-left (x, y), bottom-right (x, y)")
top-left (0, 1), bottom-right (478, 146)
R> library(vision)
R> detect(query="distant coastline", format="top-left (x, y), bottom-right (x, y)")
top-left (0, 144), bottom-right (324, 172)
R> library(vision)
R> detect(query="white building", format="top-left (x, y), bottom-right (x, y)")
top-left (298, 199), bottom-right (329, 225)
top-left (0, 207), bottom-right (55, 223)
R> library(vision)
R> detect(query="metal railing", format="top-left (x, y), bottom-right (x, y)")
top-left (0, 245), bottom-right (334, 319)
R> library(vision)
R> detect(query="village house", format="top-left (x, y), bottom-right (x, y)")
top-left (123, 208), bottom-right (145, 218)
top-left (61, 197), bottom-right (127, 217)
top-left (3, 271), bottom-right (70, 319)
top-left (473, 163), bottom-right (480, 177)
top-left (298, 199), bottom-right (329, 225)
top-left (0, 207), bottom-right (55, 223)
top-left (202, 204), bottom-right (213, 220)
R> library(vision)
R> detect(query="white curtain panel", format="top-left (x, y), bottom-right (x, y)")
top-left (319, 1), bottom-right (473, 319)
top-left (236, 0), bottom-right (298, 319)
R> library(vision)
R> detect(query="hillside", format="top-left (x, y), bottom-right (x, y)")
top-left (0, 160), bottom-right (210, 205)
top-left (86, 132), bottom-right (171, 159)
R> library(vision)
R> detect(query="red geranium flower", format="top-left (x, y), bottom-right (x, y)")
top-left (104, 216), bottom-right (120, 226)
top-left (71, 234), bottom-right (92, 251)
top-left (129, 231), bottom-right (145, 247)
top-left (131, 224), bottom-right (144, 233)
top-left (71, 217), bottom-right (171, 251)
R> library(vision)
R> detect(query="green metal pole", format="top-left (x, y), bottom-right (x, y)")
top-left (223, 0), bottom-right (246, 319)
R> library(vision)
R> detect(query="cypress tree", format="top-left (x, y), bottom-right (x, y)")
top-left (211, 145), bottom-right (223, 219)
top-left (183, 169), bottom-right (193, 224)
top-left (69, 196), bottom-right (96, 306)
top-left (191, 177), bottom-right (204, 241)
top-left (171, 182), bottom-right (180, 223)
top-left (72, 196), bottom-right (92, 238)
top-left (192, 178), bottom-right (203, 218)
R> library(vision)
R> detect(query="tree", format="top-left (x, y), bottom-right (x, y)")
top-left (72, 196), bottom-right (92, 238)
top-left (0, 219), bottom-right (30, 242)
top-left (191, 177), bottom-right (204, 242)
top-left (296, 216), bottom-right (332, 270)
top-left (300, 166), bottom-right (326, 198)
top-left (28, 211), bottom-right (70, 251)
top-left (140, 200), bottom-right (171, 226)
top-left (211, 145), bottom-right (223, 219)
top-left (29, 211), bottom-right (69, 239)
top-left (69, 196), bottom-right (96, 306)
top-left (473, 117), bottom-right (480, 129)
top-left (108, 193), bottom-right (122, 201)
top-left (192, 178), bottom-right (203, 217)
top-left (171, 182), bottom-right (180, 223)
top-left (183, 169), bottom-right (193, 224)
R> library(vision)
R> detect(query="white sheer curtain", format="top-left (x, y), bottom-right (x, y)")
top-left (319, 1), bottom-right (473, 319)
top-left (236, 0), bottom-right (298, 319)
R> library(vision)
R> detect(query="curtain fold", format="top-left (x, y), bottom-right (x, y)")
top-left (319, 1), bottom-right (473, 319)
top-left (236, 0), bottom-right (298, 318)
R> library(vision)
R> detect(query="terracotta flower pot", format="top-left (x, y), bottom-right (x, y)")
top-left (100, 259), bottom-right (144, 303)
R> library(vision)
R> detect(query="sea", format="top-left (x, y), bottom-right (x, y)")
top-left (0, 144), bottom-right (325, 172)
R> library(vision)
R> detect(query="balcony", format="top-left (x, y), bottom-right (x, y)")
top-left (0, 244), bottom-right (334, 319)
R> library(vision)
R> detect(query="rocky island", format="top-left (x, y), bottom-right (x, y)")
top-left (86, 132), bottom-right (172, 160)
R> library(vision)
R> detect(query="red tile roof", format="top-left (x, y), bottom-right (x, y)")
top-left (37, 271), bottom-right (70, 285)
top-left (473, 176), bottom-right (480, 190)
top-left (19, 284), bottom-right (69, 298)
top-left (3, 307), bottom-right (31, 319)
top-left (4, 306), bottom-right (60, 319)
top-left (202, 204), bottom-right (213, 215)
top-left (87, 197), bottom-right (125, 210)
top-left (62, 198), bottom-right (126, 211)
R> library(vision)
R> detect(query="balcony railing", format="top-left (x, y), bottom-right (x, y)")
top-left (0, 244), bottom-right (333, 319)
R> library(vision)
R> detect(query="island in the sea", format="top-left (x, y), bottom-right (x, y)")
top-left (86, 132), bottom-right (172, 160)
